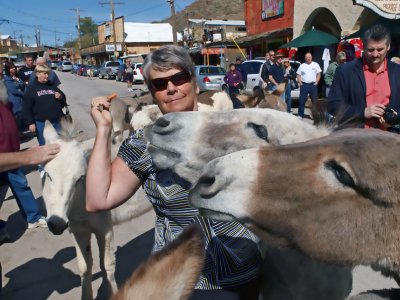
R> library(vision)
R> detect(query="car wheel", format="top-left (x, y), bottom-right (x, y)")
top-left (222, 84), bottom-right (229, 94)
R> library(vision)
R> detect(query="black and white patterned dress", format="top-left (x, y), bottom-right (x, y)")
top-left (118, 130), bottom-right (262, 290)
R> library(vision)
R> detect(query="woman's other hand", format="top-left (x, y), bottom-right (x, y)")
top-left (29, 123), bottom-right (36, 133)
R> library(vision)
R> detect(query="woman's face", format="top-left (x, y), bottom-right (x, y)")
top-left (37, 72), bottom-right (49, 83)
top-left (149, 67), bottom-right (198, 114)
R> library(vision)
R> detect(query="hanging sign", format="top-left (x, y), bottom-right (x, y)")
top-left (353, 0), bottom-right (400, 19)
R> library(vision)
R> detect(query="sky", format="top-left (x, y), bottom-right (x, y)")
top-left (0, 0), bottom-right (194, 47)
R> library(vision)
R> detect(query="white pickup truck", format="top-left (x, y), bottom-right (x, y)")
top-left (98, 61), bottom-right (121, 80)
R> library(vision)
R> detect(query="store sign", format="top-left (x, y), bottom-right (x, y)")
top-left (201, 48), bottom-right (225, 55)
top-left (353, 0), bottom-right (400, 19)
top-left (105, 44), bottom-right (122, 52)
top-left (262, 0), bottom-right (284, 20)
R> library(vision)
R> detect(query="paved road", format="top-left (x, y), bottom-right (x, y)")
top-left (0, 72), bottom-right (398, 299)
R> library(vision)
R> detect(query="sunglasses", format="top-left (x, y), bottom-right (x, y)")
top-left (150, 70), bottom-right (192, 91)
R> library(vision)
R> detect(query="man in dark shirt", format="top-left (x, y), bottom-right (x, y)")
top-left (17, 54), bottom-right (35, 85)
top-left (261, 50), bottom-right (275, 89)
top-left (268, 53), bottom-right (285, 92)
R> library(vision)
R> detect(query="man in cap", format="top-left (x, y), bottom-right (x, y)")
top-left (324, 51), bottom-right (346, 96)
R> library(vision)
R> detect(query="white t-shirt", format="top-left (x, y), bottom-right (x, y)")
top-left (296, 62), bottom-right (322, 83)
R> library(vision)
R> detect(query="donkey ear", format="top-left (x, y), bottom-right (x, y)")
top-left (43, 121), bottom-right (59, 144)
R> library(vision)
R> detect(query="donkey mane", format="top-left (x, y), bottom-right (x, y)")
top-left (56, 119), bottom-right (84, 141)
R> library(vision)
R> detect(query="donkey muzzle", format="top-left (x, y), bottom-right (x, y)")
top-left (47, 216), bottom-right (69, 235)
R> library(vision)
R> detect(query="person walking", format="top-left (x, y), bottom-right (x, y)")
top-left (0, 80), bottom-right (49, 231)
top-left (125, 62), bottom-right (134, 92)
top-left (86, 45), bottom-right (262, 300)
top-left (3, 62), bottom-right (25, 134)
top-left (17, 54), bottom-right (35, 86)
top-left (296, 53), bottom-right (322, 119)
top-left (328, 24), bottom-right (400, 130)
top-left (324, 51), bottom-right (346, 97)
top-left (283, 58), bottom-right (297, 113)
top-left (22, 64), bottom-right (66, 177)
top-left (261, 50), bottom-right (275, 90)
top-left (224, 63), bottom-right (244, 109)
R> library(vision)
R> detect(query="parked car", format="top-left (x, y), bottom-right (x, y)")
top-left (132, 63), bottom-right (144, 83)
top-left (194, 65), bottom-right (226, 92)
top-left (83, 65), bottom-right (99, 77)
top-left (71, 64), bottom-right (81, 75)
top-left (98, 61), bottom-right (121, 79)
top-left (56, 61), bottom-right (73, 72)
top-left (76, 65), bottom-right (88, 76)
top-left (48, 60), bottom-right (59, 69)
top-left (240, 59), bottom-right (300, 99)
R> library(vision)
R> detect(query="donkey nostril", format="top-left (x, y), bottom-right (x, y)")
top-left (155, 117), bottom-right (170, 128)
top-left (198, 175), bottom-right (216, 186)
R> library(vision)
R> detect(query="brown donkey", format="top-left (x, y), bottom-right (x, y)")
top-left (190, 128), bottom-right (400, 285)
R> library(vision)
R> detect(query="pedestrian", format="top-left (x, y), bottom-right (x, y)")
top-left (328, 24), bottom-right (400, 130)
top-left (296, 52), bottom-right (322, 119)
top-left (28, 57), bottom-right (61, 87)
top-left (3, 62), bottom-right (25, 134)
top-left (86, 45), bottom-right (262, 300)
top-left (268, 53), bottom-right (285, 94)
top-left (261, 50), bottom-right (275, 90)
top-left (235, 57), bottom-right (244, 78)
top-left (283, 58), bottom-right (297, 113)
top-left (22, 63), bottom-right (66, 177)
top-left (224, 63), bottom-right (244, 109)
top-left (17, 54), bottom-right (35, 86)
top-left (0, 80), bottom-right (51, 233)
top-left (324, 51), bottom-right (346, 97)
top-left (125, 61), bottom-right (134, 92)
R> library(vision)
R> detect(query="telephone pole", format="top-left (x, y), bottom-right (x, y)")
top-left (99, 0), bottom-right (124, 59)
top-left (167, 0), bottom-right (177, 45)
top-left (70, 8), bottom-right (83, 49)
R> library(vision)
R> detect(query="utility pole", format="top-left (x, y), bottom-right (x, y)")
top-left (70, 8), bottom-right (83, 49)
top-left (99, 0), bottom-right (124, 60)
top-left (167, 0), bottom-right (177, 45)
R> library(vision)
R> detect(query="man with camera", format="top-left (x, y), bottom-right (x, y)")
top-left (327, 24), bottom-right (400, 131)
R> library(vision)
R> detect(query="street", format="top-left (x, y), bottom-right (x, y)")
top-left (0, 71), bottom-right (398, 299)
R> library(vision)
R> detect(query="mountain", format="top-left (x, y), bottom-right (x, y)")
top-left (162, 0), bottom-right (244, 31)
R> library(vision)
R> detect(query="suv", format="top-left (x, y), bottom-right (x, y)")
top-left (132, 63), bottom-right (144, 82)
top-left (240, 59), bottom-right (301, 99)
top-left (56, 61), bottom-right (73, 72)
top-left (99, 61), bottom-right (121, 79)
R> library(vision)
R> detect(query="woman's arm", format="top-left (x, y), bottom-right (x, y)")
top-left (86, 96), bottom-right (142, 212)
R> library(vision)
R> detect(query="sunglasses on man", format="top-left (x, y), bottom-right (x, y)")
top-left (150, 70), bottom-right (192, 91)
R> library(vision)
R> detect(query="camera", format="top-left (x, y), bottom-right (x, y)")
top-left (383, 107), bottom-right (400, 126)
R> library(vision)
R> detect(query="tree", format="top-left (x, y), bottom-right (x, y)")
top-left (79, 17), bottom-right (98, 47)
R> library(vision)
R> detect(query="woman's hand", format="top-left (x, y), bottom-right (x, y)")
top-left (29, 123), bottom-right (36, 133)
top-left (55, 91), bottom-right (62, 100)
top-left (90, 96), bottom-right (113, 129)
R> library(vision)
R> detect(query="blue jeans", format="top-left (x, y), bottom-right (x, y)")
top-left (298, 83), bottom-right (318, 118)
top-left (3, 168), bottom-right (42, 223)
top-left (35, 120), bottom-right (61, 146)
top-left (285, 83), bottom-right (292, 113)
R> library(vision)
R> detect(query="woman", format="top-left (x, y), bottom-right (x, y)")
top-left (22, 63), bottom-right (66, 146)
top-left (125, 62), bottom-right (134, 92)
top-left (86, 45), bottom-right (262, 300)
top-left (224, 63), bottom-right (244, 109)
top-left (283, 59), bottom-right (297, 113)
top-left (3, 61), bottom-right (25, 133)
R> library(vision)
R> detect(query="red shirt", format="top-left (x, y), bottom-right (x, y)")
top-left (0, 102), bottom-right (19, 153)
top-left (363, 58), bottom-right (391, 129)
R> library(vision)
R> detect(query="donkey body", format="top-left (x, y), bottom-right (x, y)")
top-left (42, 122), bottom-right (152, 300)
top-left (144, 110), bottom-right (354, 300)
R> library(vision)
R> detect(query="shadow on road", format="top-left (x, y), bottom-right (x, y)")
top-left (2, 247), bottom-right (81, 300)
top-left (114, 228), bottom-right (154, 286)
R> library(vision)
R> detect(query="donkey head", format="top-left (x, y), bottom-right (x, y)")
top-left (42, 121), bottom-right (91, 235)
top-left (144, 109), bottom-right (330, 186)
top-left (190, 129), bottom-right (400, 272)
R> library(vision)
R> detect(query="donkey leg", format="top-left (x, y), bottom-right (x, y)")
top-left (71, 230), bottom-right (94, 300)
top-left (95, 226), bottom-right (117, 297)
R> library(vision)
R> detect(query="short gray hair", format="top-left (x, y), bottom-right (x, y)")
top-left (142, 45), bottom-right (195, 89)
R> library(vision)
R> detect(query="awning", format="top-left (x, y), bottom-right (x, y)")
top-left (234, 28), bottom-right (293, 45)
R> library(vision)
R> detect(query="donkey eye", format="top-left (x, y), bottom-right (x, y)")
top-left (247, 122), bottom-right (269, 142)
top-left (325, 160), bottom-right (355, 189)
